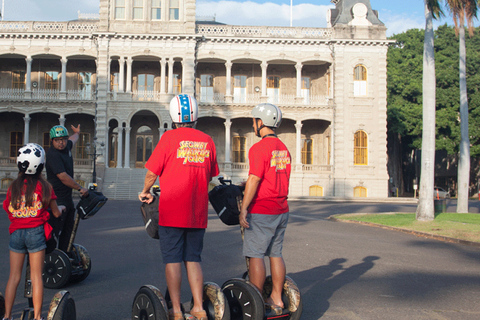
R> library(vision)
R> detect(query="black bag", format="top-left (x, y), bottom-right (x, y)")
top-left (208, 184), bottom-right (243, 226)
top-left (140, 195), bottom-right (159, 239)
top-left (76, 191), bottom-right (108, 220)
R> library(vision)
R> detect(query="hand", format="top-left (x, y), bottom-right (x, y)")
top-left (79, 187), bottom-right (89, 197)
top-left (58, 205), bottom-right (66, 213)
top-left (139, 192), bottom-right (154, 204)
top-left (71, 124), bottom-right (81, 134)
top-left (239, 208), bottom-right (249, 229)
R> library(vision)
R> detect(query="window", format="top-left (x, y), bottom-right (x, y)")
top-left (78, 72), bottom-right (92, 99)
top-left (12, 71), bottom-right (25, 89)
top-left (302, 138), bottom-right (313, 164)
top-left (354, 186), bottom-right (367, 197)
top-left (152, 0), bottom-right (161, 20)
top-left (354, 64), bottom-right (367, 96)
top-left (115, 0), bottom-right (125, 19)
top-left (111, 73), bottom-right (119, 92)
top-left (267, 76), bottom-right (280, 104)
top-left (43, 133), bottom-right (50, 153)
top-left (309, 185), bottom-right (323, 197)
top-left (45, 71), bottom-right (59, 90)
top-left (233, 75), bottom-right (247, 103)
top-left (1, 178), bottom-right (13, 190)
top-left (354, 130), bottom-right (368, 165)
top-left (200, 74), bottom-right (214, 102)
top-left (169, 0), bottom-right (179, 20)
top-left (133, 0), bottom-right (143, 19)
top-left (10, 132), bottom-right (23, 157)
top-left (233, 136), bottom-right (246, 163)
top-left (137, 74), bottom-right (155, 101)
top-left (173, 74), bottom-right (181, 94)
top-left (301, 77), bottom-right (310, 103)
top-left (75, 133), bottom-right (90, 159)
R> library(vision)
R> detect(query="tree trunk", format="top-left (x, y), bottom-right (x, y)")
top-left (416, 1), bottom-right (436, 221)
top-left (457, 26), bottom-right (470, 213)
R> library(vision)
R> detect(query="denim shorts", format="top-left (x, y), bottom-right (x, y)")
top-left (9, 225), bottom-right (47, 254)
top-left (158, 226), bottom-right (205, 264)
top-left (243, 212), bottom-right (289, 259)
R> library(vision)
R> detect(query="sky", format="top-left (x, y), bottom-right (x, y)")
top-left (1, 0), bottom-right (476, 37)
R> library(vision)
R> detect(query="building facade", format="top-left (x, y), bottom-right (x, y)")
top-left (0, 0), bottom-right (390, 199)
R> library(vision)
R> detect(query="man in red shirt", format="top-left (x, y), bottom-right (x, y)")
top-left (139, 94), bottom-right (219, 320)
top-left (239, 103), bottom-right (291, 315)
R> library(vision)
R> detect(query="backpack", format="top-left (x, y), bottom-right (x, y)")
top-left (76, 191), bottom-right (108, 220)
top-left (208, 183), bottom-right (243, 226)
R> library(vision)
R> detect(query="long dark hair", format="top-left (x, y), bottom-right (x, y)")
top-left (9, 171), bottom-right (53, 210)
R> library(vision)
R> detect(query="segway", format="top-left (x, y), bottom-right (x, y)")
top-left (133, 187), bottom-right (230, 320)
top-left (43, 185), bottom-right (108, 289)
top-left (209, 177), bottom-right (303, 320)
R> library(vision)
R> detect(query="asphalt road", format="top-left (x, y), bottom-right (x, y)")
top-left (1, 197), bottom-right (480, 320)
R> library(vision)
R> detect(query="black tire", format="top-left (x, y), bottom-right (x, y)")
top-left (0, 292), bottom-right (5, 318)
top-left (43, 249), bottom-right (72, 289)
top-left (222, 278), bottom-right (264, 320)
top-left (47, 291), bottom-right (76, 320)
top-left (191, 282), bottom-right (230, 320)
top-left (132, 285), bottom-right (168, 320)
top-left (69, 244), bottom-right (91, 284)
top-left (262, 275), bottom-right (302, 320)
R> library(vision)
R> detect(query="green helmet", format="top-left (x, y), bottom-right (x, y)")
top-left (50, 125), bottom-right (69, 139)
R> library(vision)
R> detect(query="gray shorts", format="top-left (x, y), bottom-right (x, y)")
top-left (243, 212), bottom-right (289, 259)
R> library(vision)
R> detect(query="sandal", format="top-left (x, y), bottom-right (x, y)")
top-left (169, 310), bottom-right (184, 320)
top-left (189, 310), bottom-right (207, 320)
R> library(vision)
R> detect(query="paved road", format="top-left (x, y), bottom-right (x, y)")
top-left (1, 198), bottom-right (479, 319)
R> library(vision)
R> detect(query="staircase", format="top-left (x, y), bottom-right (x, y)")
top-left (102, 168), bottom-right (149, 200)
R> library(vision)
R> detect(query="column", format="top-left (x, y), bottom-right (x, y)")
top-left (119, 57), bottom-right (125, 92)
top-left (124, 127), bottom-right (131, 168)
top-left (59, 116), bottom-right (66, 126)
top-left (160, 59), bottom-right (166, 94)
top-left (25, 57), bottom-right (32, 91)
top-left (295, 62), bottom-right (303, 97)
top-left (116, 127), bottom-right (124, 168)
top-left (158, 127), bottom-right (163, 141)
top-left (261, 61), bottom-right (268, 96)
top-left (61, 57), bottom-right (68, 92)
top-left (295, 120), bottom-right (302, 165)
top-left (167, 58), bottom-right (174, 94)
top-left (126, 57), bottom-right (133, 93)
top-left (225, 61), bottom-right (232, 97)
top-left (23, 115), bottom-right (31, 144)
top-left (224, 119), bottom-right (232, 163)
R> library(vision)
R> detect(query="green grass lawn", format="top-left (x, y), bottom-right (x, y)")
top-left (332, 213), bottom-right (480, 243)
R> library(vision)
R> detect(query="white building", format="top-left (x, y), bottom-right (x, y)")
top-left (0, 0), bottom-right (390, 199)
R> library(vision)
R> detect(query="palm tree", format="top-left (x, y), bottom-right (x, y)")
top-left (445, 0), bottom-right (478, 213)
top-left (416, 0), bottom-right (443, 221)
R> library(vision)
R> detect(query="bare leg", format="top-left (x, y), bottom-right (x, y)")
top-left (165, 262), bottom-right (183, 314)
top-left (4, 251), bottom-right (25, 319)
top-left (248, 257), bottom-right (266, 293)
top-left (185, 261), bottom-right (205, 314)
top-left (268, 256), bottom-right (286, 308)
top-left (29, 250), bottom-right (45, 320)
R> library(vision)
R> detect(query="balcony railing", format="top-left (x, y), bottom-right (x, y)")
top-left (196, 24), bottom-right (333, 39)
top-left (0, 88), bottom-right (95, 101)
top-left (0, 21), bottom-right (98, 33)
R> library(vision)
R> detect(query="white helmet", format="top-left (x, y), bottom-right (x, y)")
top-left (252, 103), bottom-right (282, 128)
top-left (169, 94), bottom-right (198, 123)
top-left (17, 143), bottom-right (45, 175)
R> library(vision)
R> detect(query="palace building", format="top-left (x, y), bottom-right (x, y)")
top-left (0, 0), bottom-right (391, 199)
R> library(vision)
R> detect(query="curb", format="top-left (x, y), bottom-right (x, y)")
top-left (329, 214), bottom-right (480, 248)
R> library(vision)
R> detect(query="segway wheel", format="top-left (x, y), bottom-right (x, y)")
top-left (132, 285), bottom-right (169, 320)
top-left (0, 292), bottom-right (5, 318)
top-left (222, 278), bottom-right (264, 320)
top-left (43, 249), bottom-right (72, 289)
top-left (190, 282), bottom-right (230, 320)
top-left (69, 244), bottom-right (91, 284)
top-left (262, 275), bottom-right (302, 320)
top-left (47, 290), bottom-right (76, 320)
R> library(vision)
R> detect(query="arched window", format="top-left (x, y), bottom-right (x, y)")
top-left (354, 186), bottom-right (367, 197)
top-left (354, 64), bottom-right (367, 96)
top-left (309, 185), bottom-right (323, 197)
top-left (354, 130), bottom-right (368, 165)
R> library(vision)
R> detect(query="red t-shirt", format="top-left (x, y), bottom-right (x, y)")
top-left (248, 137), bottom-right (291, 215)
top-left (146, 127), bottom-right (219, 228)
top-left (3, 181), bottom-right (56, 234)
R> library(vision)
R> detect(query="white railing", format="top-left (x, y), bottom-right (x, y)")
top-left (0, 158), bottom-right (16, 165)
top-left (0, 88), bottom-right (24, 99)
top-left (199, 93), bottom-right (330, 106)
top-left (133, 90), bottom-right (162, 101)
top-left (0, 21), bottom-right (98, 33)
top-left (196, 24), bottom-right (333, 39)
top-left (66, 90), bottom-right (95, 101)
top-left (31, 89), bottom-right (59, 99)
top-left (0, 89), bottom-right (96, 101)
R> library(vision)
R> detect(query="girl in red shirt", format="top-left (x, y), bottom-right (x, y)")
top-left (2, 143), bottom-right (64, 320)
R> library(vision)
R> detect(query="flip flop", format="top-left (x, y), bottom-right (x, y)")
top-left (189, 310), bottom-right (207, 320)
